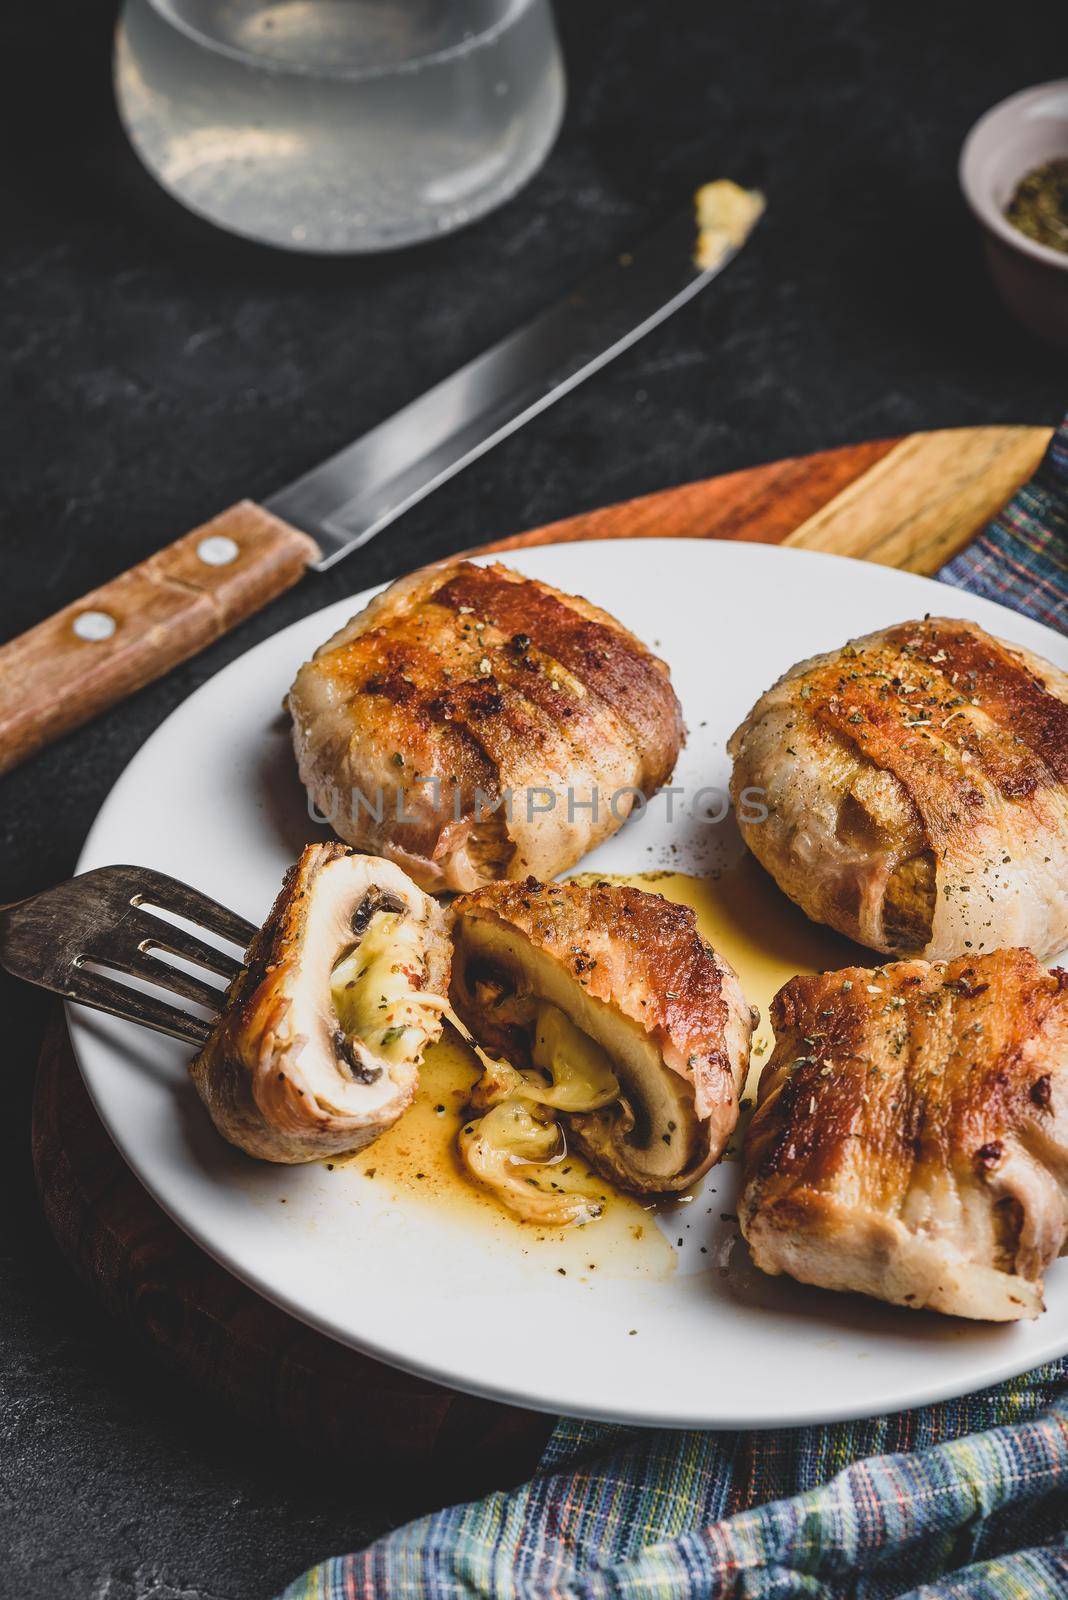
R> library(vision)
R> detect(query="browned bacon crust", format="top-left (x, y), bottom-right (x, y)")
top-left (288, 561), bottom-right (685, 893)
top-left (728, 617), bottom-right (1068, 959)
top-left (741, 949), bottom-right (1068, 1320)
top-left (450, 878), bottom-right (754, 1192)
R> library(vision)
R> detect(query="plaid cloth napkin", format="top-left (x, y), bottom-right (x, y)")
top-left (280, 418), bottom-right (1068, 1600)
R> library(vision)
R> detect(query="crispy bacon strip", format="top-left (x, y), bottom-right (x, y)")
top-left (729, 617), bottom-right (1068, 959)
top-left (288, 561), bottom-right (685, 893)
top-left (741, 950), bottom-right (1068, 1321)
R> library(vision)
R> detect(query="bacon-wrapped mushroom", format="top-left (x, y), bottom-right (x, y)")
top-left (287, 560), bottom-right (685, 894)
top-left (741, 949), bottom-right (1068, 1321)
top-left (728, 617), bottom-right (1068, 960)
top-left (191, 845), bottom-right (450, 1162)
top-left (448, 879), bottom-right (754, 1221)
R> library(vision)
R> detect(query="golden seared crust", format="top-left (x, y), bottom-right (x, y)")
top-left (813, 620), bottom-right (1068, 827)
top-left (729, 617), bottom-right (1068, 960)
top-left (451, 879), bottom-right (747, 1125)
top-left (429, 564), bottom-right (684, 777)
top-left (287, 560), bottom-right (685, 893)
top-left (741, 950), bottom-right (1068, 1320)
top-left (191, 846), bottom-right (450, 1164)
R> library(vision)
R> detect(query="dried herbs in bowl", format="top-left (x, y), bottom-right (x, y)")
top-left (1005, 158), bottom-right (1068, 257)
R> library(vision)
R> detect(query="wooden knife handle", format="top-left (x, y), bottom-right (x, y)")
top-left (0, 501), bottom-right (319, 777)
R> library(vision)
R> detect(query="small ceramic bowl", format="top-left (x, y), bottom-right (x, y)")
top-left (960, 80), bottom-right (1068, 348)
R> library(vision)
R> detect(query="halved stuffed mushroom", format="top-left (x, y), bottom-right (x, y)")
top-left (191, 844), bottom-right (451, 1162)
top-left (448, 879), bottom-right (755, 1221)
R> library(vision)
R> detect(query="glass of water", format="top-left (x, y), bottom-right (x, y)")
top-left (114, 0), bottom-right (565, 253)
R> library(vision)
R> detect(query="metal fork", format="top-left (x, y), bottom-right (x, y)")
top-left (0, 865), bottom-right (258, 1045)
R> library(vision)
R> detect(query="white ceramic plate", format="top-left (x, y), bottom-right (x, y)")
top-left (71, 540), bottom-right (1068, 1429)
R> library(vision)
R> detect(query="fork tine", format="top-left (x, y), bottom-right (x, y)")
top-left (126, 867), bottom-right (258, 948)
top-left (99, 949), bottom-right (228, 1013)
top-left (113, 905), bottom-right (245, 981)
top-left (66, 964), bottom-right (213, 1045)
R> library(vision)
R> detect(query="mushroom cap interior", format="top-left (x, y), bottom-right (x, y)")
top-left (287, 855), bottom-right (445, 1119)
top-left (190, 845), bottom-right (451, 1164)
top-left (451, 913), bottom-right (704, 1188)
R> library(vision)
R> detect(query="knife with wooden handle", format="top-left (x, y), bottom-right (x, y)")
top-left (0, 505), bottom-right (318, 776)
top-left (0, 193), bottom-right (764, 777)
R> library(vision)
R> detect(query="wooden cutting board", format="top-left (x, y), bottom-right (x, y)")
top-left (31, 425), bottom-right (1052, 1493)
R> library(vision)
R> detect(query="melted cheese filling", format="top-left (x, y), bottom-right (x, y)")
top-left (327, 906), bottom-right (620, 1221)
top-left (329, 911), bottom-right (627, 1224)
top-left (457, 1001), bottom-right (622, 1226)
top-left (330, 910), bottom-right (448, 1068)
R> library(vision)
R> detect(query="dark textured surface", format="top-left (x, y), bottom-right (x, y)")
top-left (1, 1), bottom-right (1065, 1595)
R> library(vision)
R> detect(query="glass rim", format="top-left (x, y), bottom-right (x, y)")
top-left (137, 0), bottom-right (542, 82)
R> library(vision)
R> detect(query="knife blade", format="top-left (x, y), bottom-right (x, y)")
top-left (269, 201), bottom-right (759, 568)
top-left (0, 192), bottom-right (763, 776)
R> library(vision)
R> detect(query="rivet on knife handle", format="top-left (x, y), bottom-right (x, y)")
top-left (0, 502), bottom-right (319, 776)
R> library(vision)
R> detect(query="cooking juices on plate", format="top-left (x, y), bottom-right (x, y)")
top-left (190, 560), bottom-right (1068, 1321)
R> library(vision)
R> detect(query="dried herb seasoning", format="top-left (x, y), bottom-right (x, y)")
top-left (1004, 157), bottom-right (1068, 256)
